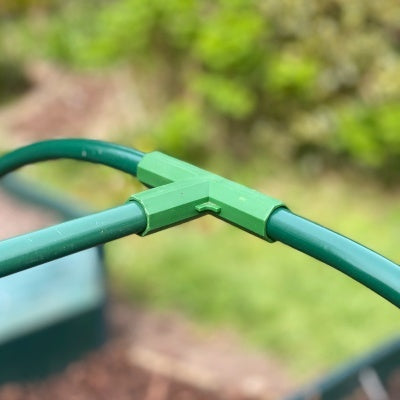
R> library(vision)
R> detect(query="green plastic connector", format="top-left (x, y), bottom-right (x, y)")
top-left (130, 152), bottom-right (286, 241)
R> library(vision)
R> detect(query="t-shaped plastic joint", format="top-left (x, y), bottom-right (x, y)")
top-left (130, 152), bottom-right (286, 241)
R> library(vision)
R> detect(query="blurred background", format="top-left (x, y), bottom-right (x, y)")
top-left (0, 0), bottom-right (400, 397)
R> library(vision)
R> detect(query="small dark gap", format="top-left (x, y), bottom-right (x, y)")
top-left (0, 60), bottom-right (33, 105)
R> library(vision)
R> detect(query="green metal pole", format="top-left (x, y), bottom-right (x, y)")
top-left (0, 139), bottom-right (144, 177)
top-left (0, 139), bottom-right (399, 308)
top-left (0, 202), bottom-right (146, 278)
top-left (267, 208), bottom-right (400, 307)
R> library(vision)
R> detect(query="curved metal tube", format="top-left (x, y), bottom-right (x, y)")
top-left (0, 139), bottom-right (399, 307)
top-left (0, 139), bottom-right (147, 277)
top-left (0, 139), bottom-right (144, 177)
top-left (267, 208), bottom-right (400, 308)
top-left (0, 202), bottom-right (147, 278)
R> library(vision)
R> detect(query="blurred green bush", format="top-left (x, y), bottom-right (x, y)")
top-left (4, 0), bottom-right (400, 178)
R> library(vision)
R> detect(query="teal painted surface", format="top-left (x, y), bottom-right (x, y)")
top-left (0, 202), bottom-right (147, 277)
top-left (0, 248), bottom-right (104, 344)
top-left (285, 336), bottom-right (400, 400)
top-left (0, 176), bottom-right (107, 382)
top-left (1, 174), bottom-right (89, 219)
top-left (267, 208), bottom-right (400, 308)
top-left (0, 307), bottom-right (105, 383)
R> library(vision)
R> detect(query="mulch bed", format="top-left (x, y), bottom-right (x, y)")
top-left (0, 301), bottom-right (293, 400)
top-left (0, 343), bottom-right (223, 400)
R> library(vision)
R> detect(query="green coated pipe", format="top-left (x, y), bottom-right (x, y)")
top-left (0, 139), bottom-right (144, 177)
top-left (1, 139), bottom-right (399, 307)
top-left (0, 202), bottom-right (146, 278)
top-left (267, 208), bottom-right (400, 308)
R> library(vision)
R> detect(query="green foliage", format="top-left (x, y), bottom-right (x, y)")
top-left (43, 0), bottom-right (200, 66)
top-left (265, 54), bottom-right (319, 98)
top-left (5, 0), bottom-right (400, 176)
top-left (193, 8), bottom-right (265, 72)
top-left (194, 74), bottom-right (255, 118)
top-left (337, 103), bottom-right (400, 167)
top-left (149, 101), bottom-right (206, 157)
